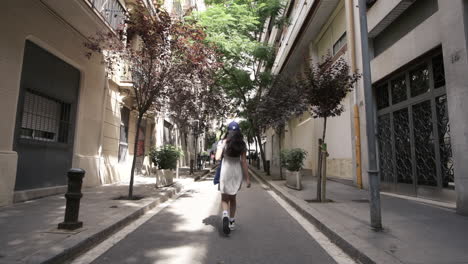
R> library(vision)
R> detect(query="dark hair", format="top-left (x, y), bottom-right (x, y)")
top-left (224, 131), bottom-right (246, 157)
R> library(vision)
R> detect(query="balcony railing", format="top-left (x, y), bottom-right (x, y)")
top-left (89, 0), bottom-right (126, 31)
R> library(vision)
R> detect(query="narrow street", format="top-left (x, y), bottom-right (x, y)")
top-left (73, 173), bottom-right (354, 264)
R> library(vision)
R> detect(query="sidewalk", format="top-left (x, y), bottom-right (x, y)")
top-left (249, 166), bottom-right (468, 264)
top-left (0, 169), bottom-right (210, 264)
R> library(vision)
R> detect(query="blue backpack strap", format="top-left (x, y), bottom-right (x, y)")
top-left (214, 159), bottom-right (222, 185)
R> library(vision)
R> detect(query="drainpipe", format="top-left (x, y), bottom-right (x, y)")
top-left (346, 0), bottom-right (363, 189)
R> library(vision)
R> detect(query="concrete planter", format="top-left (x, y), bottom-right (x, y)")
top-left (156, 169), bottom-right (174, 188)
top-left (285, 169), bottom-right (302, 190)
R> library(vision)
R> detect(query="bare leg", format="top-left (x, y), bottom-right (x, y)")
top-left (221, 194), bottom-right (230, 212)
top-left (229, 195), bottom-right (237, 218)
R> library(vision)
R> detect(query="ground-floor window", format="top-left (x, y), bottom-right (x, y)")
top-left (119, 107), bottom-right (130, 162)
top-left (375, 49), bottom-right (454, 197)
top-left (20, 90), bottom-right (71, 143)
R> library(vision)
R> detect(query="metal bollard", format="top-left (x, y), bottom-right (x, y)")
top-left (58, 168), bottom-right (85, 230)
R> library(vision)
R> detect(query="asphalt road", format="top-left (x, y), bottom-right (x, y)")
top-left (88, 174), bottom-right (341, 264)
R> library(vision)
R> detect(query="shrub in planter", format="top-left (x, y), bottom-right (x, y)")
top-left (149, 145), bottom-right (183, 170)
top-left (281, 148), bottom-right (307, 190)
top-left (149, 145), bottom-right (183, 187)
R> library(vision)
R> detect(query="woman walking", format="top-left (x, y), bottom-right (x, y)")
top-left (216, 121), bottom-right (251, 235)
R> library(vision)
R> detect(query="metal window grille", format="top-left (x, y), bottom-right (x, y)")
top-left (20, 90), bottom-right (71, 143)
top-left (375, 50), bottom-right (454, 192)
top-left (90, 0), bottom-right (126, 31)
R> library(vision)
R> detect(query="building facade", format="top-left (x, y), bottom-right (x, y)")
top-left (0, 0), bottom-right (197, 207)
top-left (263, 0), bottom-right (468, 215)
top-left (263, 0), bottom-right (355, 181)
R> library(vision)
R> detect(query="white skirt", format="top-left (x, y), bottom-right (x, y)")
top-left (219, 156), bottom-right (243, 195)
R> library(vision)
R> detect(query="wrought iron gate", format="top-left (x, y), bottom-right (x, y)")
top-left (375, 50), bottom-right (455, 201)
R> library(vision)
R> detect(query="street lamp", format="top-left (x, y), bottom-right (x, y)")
top-left (358, 0), bottom-right (382, 230)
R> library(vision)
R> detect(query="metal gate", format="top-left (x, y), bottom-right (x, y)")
top-left (14, 41), bottom-right (80, 191)
top-left (375, 49), bottom-right (455, 201)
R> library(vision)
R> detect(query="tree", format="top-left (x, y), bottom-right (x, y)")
top-left (189, 0), bottom-right (285, 171)
top-left (298, 55), bottom-right (360, 201)
top-left (239, 120), bottom-right (256, 163)
top-left (255, 75), bottom-right (307, 178)
top-left (86, 1), bottom-right (219, 199)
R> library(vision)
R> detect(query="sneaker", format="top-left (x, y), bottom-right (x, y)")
top-left (229, 220), bottom-right (236, 230)
top-left (222, 216), bottom-right (230, 235)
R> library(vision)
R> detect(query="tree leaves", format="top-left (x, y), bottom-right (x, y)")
top-left (298, 55), bottom-right (361, 119)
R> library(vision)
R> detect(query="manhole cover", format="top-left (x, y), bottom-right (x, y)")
top-left (351, 199), bottom-right (369, 203)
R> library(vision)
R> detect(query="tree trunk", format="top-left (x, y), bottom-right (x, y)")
top-left (255, 133), bottom-right (266, 172)
top-left (322, 117), bottom-right (327, 143)
top-left (184, 133), bottom-right (189, 166)
top-left (316, 138), bottom-right (323, 201)
top-left (129, 114), bottom-right (143, 199)
top-left (195, 134), bottom-right (198, 171)
top-left (278, 128), bottom-right (283, 180)
top-left (248, 140), bottom-right (251, 164)
top-left (254, 136), bottom-right (259, 169)
top-left (316, 117), bottom-right (328, 202)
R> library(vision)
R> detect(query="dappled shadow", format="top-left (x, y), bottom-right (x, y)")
top-left (88, 180), bottom-right (339, 264)
top-left (0, 177), bottom-right (186, 263)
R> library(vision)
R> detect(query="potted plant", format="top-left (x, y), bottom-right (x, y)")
top-left (149, 145), bottom-right (183, 187)
top-left (281, 148), bottom-right (307, 190)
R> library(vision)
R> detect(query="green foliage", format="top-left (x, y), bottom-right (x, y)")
top-left (188, 3), bottom-right (259, 59)
top-left (205, 132), bottom-right (217, 149)
top-left (239, 120), bottom-right (255, 144)
top-left (189, 0), bottom-right (287, 169)
top-left (281, 148), bottom-right (308, 172)
top-left (149, 145), bottom-right (183, 170)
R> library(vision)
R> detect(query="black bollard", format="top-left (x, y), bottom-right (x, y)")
top-left (58, 168), bottom-right (85, 230)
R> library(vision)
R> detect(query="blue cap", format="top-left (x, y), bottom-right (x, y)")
top-left (227, 121), bottom-right (240, 131)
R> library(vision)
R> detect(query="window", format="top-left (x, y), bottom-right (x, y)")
top-left (333, 32), bottom-right (347, 56)
top-left (20, 90), bottom-right (71, 143)
top-left (119, 107), bottom-right (130, 162)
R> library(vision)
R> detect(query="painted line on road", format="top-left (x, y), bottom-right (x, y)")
top-left (70, 184), bottom-right (197, 264)
top-left (250, 173), bottom-right (357, 264)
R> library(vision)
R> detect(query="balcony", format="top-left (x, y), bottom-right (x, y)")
top-left (86, 0), bottom-right (126, 32)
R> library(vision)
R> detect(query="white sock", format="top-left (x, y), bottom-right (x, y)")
top-left (230, 217), bottom-right (235, 222)
top-left (222, 210), bottom-right (228, 217)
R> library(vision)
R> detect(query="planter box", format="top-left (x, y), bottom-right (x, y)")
top-left (156, 169), bottom-right (174, 188)
top-left (285, 169), bottom-right (302, 190)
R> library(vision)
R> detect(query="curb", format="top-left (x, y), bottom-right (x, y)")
top-left (194, 166), bottom-right (217, 182)
top-left (249, 167), bottom-right (389, 264)
top-left (35, 184), bottom-right (184, 264)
